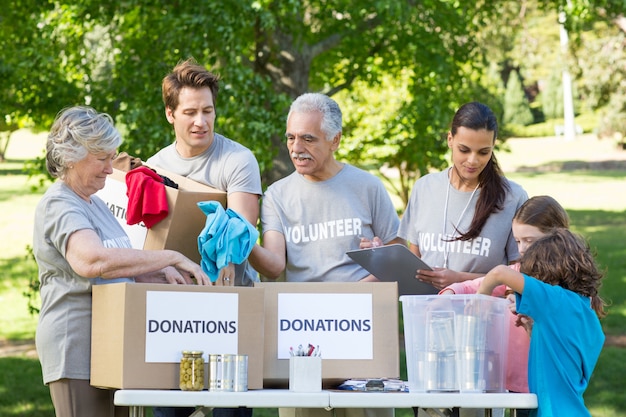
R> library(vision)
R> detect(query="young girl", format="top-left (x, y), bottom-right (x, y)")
top-left (441, 195), bottom-right (570, 296)
top-left (440, 195), bottom-right (570, 400)
top-left (478, 228), bottom-right (606, 417)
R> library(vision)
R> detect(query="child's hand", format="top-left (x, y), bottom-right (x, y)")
top-left (505, 290), bottom-right (517, 314)
top-left (505, 288), bottom-right (532, 336)
top-left (515, 314), bottom-right (534, 337)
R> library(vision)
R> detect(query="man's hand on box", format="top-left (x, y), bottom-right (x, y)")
top-left (215, 263), bottom-right (235, 287)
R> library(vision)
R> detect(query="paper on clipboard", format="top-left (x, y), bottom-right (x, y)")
top-left (347, 244), bottom-right (438, 296)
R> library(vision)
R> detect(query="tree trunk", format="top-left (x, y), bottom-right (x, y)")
top-left (0, 131), bottom-right (13, 163)
top-left (263, 134), bottom-right (295, 186)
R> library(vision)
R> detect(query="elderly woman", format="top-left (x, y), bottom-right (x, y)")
top-left (33, 106), bottom-right (211, 417)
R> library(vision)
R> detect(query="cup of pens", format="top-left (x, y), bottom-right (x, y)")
top-left (289, 343), bottom-right (322, 392)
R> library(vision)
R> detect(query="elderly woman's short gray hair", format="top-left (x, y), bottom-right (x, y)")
top-left (287, 93), bottom-right (342, 142)
top-left (46, 106), bottom-right (122, 179)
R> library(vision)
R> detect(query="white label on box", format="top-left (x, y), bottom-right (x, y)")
top-left (145, 291), bottom-right (239, 362)
top-left (277, 293), bottom-right (373, 360)
top-left (95, 175), bottom-right (148, 249)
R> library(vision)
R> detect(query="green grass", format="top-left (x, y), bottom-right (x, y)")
top-left (507, 170), bottom-right (626, 212)
top-left (504, 112), bottom-right (602, 138)
top-left (0, 161), bottom-right (42, 342)
top-left (0, 255), bottom-right (39, 340)
top-left (568, 210), bottom-right (626, 335)
top-left (586, 346), bottom-right (626, 416)
top-left (1, 144), bottom-right (625, 416)
top-left (0, 357), bottom-right (53, 416)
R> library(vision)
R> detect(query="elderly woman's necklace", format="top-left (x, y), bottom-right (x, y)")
top-left (441, 168), bottom-right (479, 269)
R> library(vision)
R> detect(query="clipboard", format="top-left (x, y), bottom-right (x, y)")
top-left (346, 244), bottom-right (439, 296)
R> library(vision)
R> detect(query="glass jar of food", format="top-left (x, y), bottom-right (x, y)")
top-left (180, 350), bottom-right (204, 391)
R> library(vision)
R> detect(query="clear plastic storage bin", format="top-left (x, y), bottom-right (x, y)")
top-left (400, 294), bottom-right (509, 393)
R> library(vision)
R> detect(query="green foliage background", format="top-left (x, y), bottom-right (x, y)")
top-left (2, 2), bottom-right (626, 415)
top-left (2, 0), bottom-right (626, 195)
top-left (504, 72), bottom-right (534, 126)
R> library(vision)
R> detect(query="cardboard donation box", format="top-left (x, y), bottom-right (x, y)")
top-left (95, 167), bottom-right (226, 264)
top-left (254, 282), bottom-right (400, 388)
top-left (91, 283), bottom-right (265, 390)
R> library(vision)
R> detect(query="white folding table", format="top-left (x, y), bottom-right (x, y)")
top-left (327, 391), bottom-right (537, 417)
top-left (114, 389), bottom-right (537, 417)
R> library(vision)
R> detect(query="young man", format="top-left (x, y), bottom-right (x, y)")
top-left (147, 57), bottom-right (262, 288)
top-left (147, 58), bottom-right (262, 417)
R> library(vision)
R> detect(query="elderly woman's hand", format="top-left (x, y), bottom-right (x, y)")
top-left (171, 256), bottom-right (211, 286)
top-left (161, 267), bottom-right (211, 285)
top-left (161, 266), bottom-right (194, 284)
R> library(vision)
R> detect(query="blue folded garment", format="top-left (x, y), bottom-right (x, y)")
top-left (197, 201), bottom-right (259, 282)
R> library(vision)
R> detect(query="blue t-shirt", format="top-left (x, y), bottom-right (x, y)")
top-left (516, 275), bottom-right (604, 417)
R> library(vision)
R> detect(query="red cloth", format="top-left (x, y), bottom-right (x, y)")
top-left (125, 166), bottom-right (169, 228)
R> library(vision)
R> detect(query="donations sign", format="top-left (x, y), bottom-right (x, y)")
top-left (145, 291), bottom-right (239, 362)
top-left (277, 293), bottom-right (373, 360)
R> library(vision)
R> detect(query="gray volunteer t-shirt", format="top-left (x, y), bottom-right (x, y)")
top-left (261, 164), bottom-right (400, 282)
top-left (147, 133), bottom-right (263, 286)
top-left (33, 181), bottom-right (133, 384)
top-left (398, 169), bottom-right (528, 274)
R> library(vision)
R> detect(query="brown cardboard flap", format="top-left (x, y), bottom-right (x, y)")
top-left (96, 168), bottom-right (226, 263)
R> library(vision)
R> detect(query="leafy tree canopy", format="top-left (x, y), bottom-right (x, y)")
top-left (2, 0), bottom-right (625, 203)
